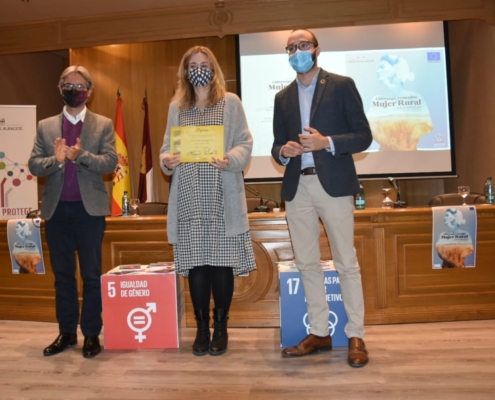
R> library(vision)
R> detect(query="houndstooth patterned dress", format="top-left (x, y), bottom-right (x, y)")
top-left (173, 96), bottom-right (256, 277)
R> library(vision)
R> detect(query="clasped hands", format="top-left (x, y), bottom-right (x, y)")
top-left (162, 154), bottom-right (229, 170)
top-left (55, 137), bottom-right (81, 164)
top-left (281, 127), bottom-right (329, 158)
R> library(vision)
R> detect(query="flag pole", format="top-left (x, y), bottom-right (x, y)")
top-left (138, 89), bottom-right (154, 203)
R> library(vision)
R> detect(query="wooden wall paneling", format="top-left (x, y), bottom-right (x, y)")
top-left (0, 5), bottom-right (215, 55)
top-left (70, 45), bottom-right (135, 197)
top-left (397, 0), bottom-right (492, 20)
top-left (222, 0), bottom-right (393, 34)
top-left (2, 208), bottom-right (495, 326)
top-left (1, 223), bottom-right (58, 323)
top-left (0, 52), bottom-right (66, 121)
top-left (1, 1), bottom-right (494, 56)
top-left (1, 22), bottom-right (62, 55)
top-left (246, 171), bottom-right (444, 209)
top-left (247, 183), bottom-right (284, 209)
top-left (380, 208), bottom-right (495, 323)
top-left (126, 41), bottom-right (172, 202)
top-left (101, 216), bottom-right (172, 272)
top-left (3, 19), bottom-right (495, 208)
top-left (353, 219), bottom-right (382, 324)
top-left (373, 226), bottom-right (388, 310)
top-left (445, 20), bottom-right (495, 195)
top-left (0, 51), bottom-right (69, 203)
top-left (362, 180), bottom-right (388, 208)
top-left (61, 5), bottom-right (218, 48)
top-left (359, 178), bottom-right (445, 208)
top-left (71, 36), bottom-right (237, 204)
top-left (136, 43), bottom-right (173, 203)
top-left (400, 178), bottom-right (445, 207)
top-left (186, 213), bottom-right (294, 328)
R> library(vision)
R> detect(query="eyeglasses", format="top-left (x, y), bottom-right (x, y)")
top-left (285, 41), bottom-right (316, 55)
top-left (61, 83), bottom-right (87, 91)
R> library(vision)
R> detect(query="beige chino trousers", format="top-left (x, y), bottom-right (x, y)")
top-left (285, 175), bottom-right (365, 339)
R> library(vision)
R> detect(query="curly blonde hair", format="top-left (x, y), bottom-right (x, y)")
top-left (172, 46), bottom-right (226, 110)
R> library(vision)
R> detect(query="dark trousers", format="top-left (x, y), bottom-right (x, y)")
top-left (45, 201), bottom-right (106, 337)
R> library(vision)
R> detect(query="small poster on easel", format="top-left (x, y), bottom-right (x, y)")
top-left (7, 218), bottom-right (45, 274)
top-left (432, 206), bottom-right (477, 269)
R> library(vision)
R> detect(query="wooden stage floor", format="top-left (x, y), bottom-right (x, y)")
top-left (1, 319), bottom-right (494, 400)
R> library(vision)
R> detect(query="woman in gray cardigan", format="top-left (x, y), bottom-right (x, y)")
top-left (160, 46), bottom-right (256, 356)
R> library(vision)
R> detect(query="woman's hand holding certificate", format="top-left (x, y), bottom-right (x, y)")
top-left (163, 153), bottom-right (180, 170)
top-left (210, 156), bottom-right (229, 170)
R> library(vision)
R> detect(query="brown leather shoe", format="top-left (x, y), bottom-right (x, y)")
top-left (348, 337), bottom-right (369, 367)
top-left (282, 334), bottom-right (332, 357)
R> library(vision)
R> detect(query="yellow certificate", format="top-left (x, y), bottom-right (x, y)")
top-left (171, 126), bottom-right (224, 162)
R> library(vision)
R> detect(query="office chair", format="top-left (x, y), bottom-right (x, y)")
top-left (429, 193), bottom-right (486, 206)
top-left (246, 197), bottom-right (279, 212)
top-left (26, 209), bottom-right (41, 218)
top-left (136, 202), bottom-right (168, 215)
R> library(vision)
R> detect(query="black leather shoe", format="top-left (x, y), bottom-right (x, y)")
top-left (82, 336), bottom-right (101, 358)
top-left (43, 333), bottom-right (77, 356)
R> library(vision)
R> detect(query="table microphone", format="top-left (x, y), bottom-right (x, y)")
top-left (244, 184), bottom-right (269, 212)
top-left (389, 177), bottom-right (407, 208)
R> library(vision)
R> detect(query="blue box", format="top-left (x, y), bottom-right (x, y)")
top-left (279, 270), bottom-right (348, 347)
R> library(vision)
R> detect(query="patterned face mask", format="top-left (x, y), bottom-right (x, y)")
top-left (188, 66), bottom-right (213, 87)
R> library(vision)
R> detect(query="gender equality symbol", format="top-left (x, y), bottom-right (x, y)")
top-left (127, 302), bottom-right (157, 343)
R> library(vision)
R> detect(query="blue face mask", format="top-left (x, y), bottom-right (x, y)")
top-left (289, 50), bottom-right (315, 73)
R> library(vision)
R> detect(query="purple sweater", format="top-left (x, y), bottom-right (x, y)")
top-left (60, 116), bottom-right (83, 201)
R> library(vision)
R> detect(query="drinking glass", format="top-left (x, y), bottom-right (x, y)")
top-left (457, 186), bottom-right (470, 205)
top-left (130, 198), bottom-right (140, 216)
top-left (381, 188), bottom-right (394, 209)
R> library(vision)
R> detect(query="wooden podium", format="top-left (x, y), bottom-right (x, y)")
top-left (1, 207), bottom-right (495, 327)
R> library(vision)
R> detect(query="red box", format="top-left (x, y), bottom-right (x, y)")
top-left (101, 272), bottom-right (184, 349)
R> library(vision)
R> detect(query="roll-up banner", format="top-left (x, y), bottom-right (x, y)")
top-left (0, 105), bottom-right (38, 220)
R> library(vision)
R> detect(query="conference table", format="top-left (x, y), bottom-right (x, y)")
top-left (1, 206), bottom-right (494, 327)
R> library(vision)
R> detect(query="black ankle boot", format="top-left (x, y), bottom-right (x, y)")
top-left (209, 308), bottom-right (229, 356)
top-left (192, 309), bottom-right (210, 356)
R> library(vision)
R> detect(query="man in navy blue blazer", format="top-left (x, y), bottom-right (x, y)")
top-left (272, 29), bottom-right (372, 367)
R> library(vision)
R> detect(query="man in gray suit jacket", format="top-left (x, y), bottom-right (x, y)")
top-left (272, 29), bottom-right (372, 367)
top-left (28, 66), bottom-right (117, 358)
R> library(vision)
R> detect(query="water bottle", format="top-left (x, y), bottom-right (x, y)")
top-left (122, 190), bottom-right (131, 217)
top-left (485, 177), bottom-right (494, 205)
top-left (355, 181), bottom-right (366, 210)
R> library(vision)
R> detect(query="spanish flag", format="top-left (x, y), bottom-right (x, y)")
top-left (111, 94), bottom-right (132, 216)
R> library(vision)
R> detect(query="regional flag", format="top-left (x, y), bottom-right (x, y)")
top-left (138, 96), bottom-right (154, 202)
top-left (111, 95), bottom-right (132, 216)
